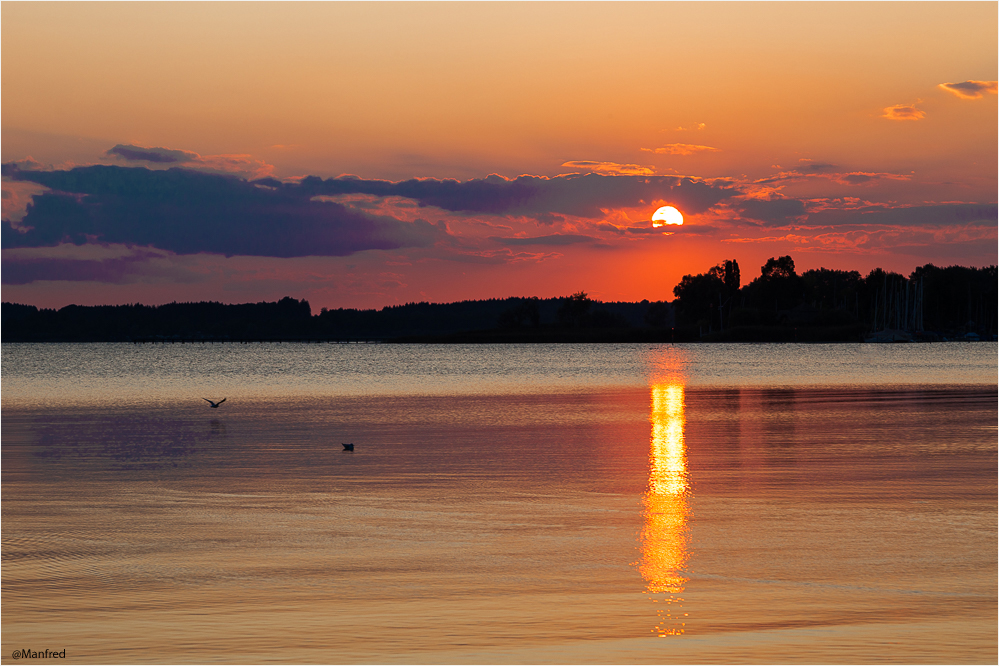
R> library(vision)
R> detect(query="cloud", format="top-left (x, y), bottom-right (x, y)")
top-left (830, 171), bottom-right (912, 186)
top-left (1, 248), bottom-right (180, 285)
top-left (488, 234), bottom-right (598, 246)
top-left (560, 161), bottom-right (655, 176)
top-left (107, 144), bottom-right (198, 164)
top-left (4, 165), bottom-right (450, 258)
top-left (882, 104), bottom-right (925, 121)
top-left (2, 163), bottom-right (742, 264)
top-left (753, 168), bottom-right (912, 187)
top-left (798, 162), bottom-right (838, 173)
top-left (721, 196), bottom-right (994, 230)
top-left (4, 156), bottom-right (46, 171)
top-left (294, 172), bottom-right (738, 219)
top-left (193, 154), bottom-right (275, 180)
top-left (719, 223), bottom-right (997, 259)
top-left (805, 203), bottom-right (997, 228)
top-left (938, 80), bottom-right (998, 100)
top-left (106, 143), bottom-right (274, 179)
top-left (2, 179), bottom-right (50, 225)
top-left (532, 212), bottom-right (565, 226)
top-left (642, 144), bottom-right (720, 156)
top-left (735, 197), bottom-right (808, 224)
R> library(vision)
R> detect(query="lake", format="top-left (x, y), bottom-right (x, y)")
top-left (2, 342), bottom-right (996, 663)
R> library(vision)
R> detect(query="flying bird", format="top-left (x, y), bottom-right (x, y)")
top-left (342, 443), bottom-right (354, 451)
top-left (203, 398), bottom-right (227, 408)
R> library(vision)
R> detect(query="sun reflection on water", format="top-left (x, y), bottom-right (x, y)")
top-left (640, 381), bottom-right (690, 636)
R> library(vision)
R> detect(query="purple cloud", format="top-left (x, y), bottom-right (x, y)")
top-left (806, 203), bottom-right (997, 228)
top-left (3, 165), bottom-right (449, 258)
top-left (293, 172), bottom-right (737, 219)
top-left (107, 144), bottom-right (198, 164)
top-left (938, 80), bottom-right (998, 100)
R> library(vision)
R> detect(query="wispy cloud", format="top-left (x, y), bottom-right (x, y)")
top-left (489, 234), bottom-right (597, 247)
top-left (752, 168), bottom-right (911, 187)
top-left (107, 144), bottom-right (198, 164)
top-left (106, 144), bottom-right (275, 179)
top-left (882, 104), bottom-right (925, 121)
top-left (641, 144), bottom-right (720, 156)
top-left (830, 172), bottom-right (912, 186)
top-left (938, 80), bottom-right (998, 100)
top-left (559, 161), bottom-right (655, 176)
top-left (805, 202), bottom-right (997, 228)
top-left (735, 197), bottom-right (808, 225)
top-left (719, 223), bottom-right (997, 259)
top-left (1, 247), bottom-right (183, 285)
top-left (798, 162), bottom-right (838, 173)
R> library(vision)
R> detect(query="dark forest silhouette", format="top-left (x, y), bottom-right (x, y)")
top-left (3, 257), bottom-right (995, 342)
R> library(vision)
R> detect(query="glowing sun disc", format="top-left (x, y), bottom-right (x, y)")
top-left (652, 206), bottom-right (684, 226)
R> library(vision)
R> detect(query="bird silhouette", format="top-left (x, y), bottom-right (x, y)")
top-left (203, 398), bottom-right (227, 408)
top-left (342, 443), bottom-right (354, 451)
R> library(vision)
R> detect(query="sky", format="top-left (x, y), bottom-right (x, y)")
top-left (2, 2), bottom-right (996, 310)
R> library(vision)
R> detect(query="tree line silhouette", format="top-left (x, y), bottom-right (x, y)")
top-left (2, 257), bottom-right (995, 342)
top-left (672, 257), bottom-right (996, 340)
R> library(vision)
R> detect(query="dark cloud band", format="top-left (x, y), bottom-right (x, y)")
top-left (292, 172), bottom-right (736, 219)
top-left (2, 164), bottom-right (738, 258)
top-left (3, 165), bottom-right (447, 258)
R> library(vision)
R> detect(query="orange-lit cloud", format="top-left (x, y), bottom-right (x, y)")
top-left (830, 172), bottom-right (912, 186)
top-left (882, 104), bottom-right (925, 121)
top-left (489, 234), bottom-right (597, 247)
top-left (560, 161), bottom-right (655, 176)
top-left (752, 167), bottom-right (911, 187)
top-left (719, 222), bottom-right (997, 258)
top-left (1, 178), bottom-right (49, 226)
top-left (938, 80), bottom-right (998, 100)
top-left (642, 144), bottom-right (720, 156)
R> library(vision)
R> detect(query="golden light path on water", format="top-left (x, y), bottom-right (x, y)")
top-left (639, 380), bottom-right (691, 637)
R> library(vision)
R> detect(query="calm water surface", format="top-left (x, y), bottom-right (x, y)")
top-left (2, 343), bottom-right (996, 663)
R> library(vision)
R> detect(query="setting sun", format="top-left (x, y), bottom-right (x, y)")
top-left (652, 206), bottom-right (684, 227)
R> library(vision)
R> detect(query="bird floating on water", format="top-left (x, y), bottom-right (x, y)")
top-left (203, 398), bottom-right (227, 408)
top-left (342, 443), bottom-right (354, 451)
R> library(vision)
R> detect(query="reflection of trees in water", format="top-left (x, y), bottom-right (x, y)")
top-left (762, 388), bottom-right (798, 449)
top-left (209, 419), bottom-right (227, 438)
top-left (30, 414), bottom-right (226, 470)
top-left (639, 383), bottom-right (691, 637)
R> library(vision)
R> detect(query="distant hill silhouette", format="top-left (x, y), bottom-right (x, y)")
top-left (1, 295), bottom-right (673, 342)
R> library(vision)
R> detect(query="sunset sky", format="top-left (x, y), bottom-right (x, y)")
top-left (2, 2), bottom-right (996, 310)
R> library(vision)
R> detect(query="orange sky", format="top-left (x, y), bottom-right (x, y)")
top-left (2, 2), bottom-right (996, 309)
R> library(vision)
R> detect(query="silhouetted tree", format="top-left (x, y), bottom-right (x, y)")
top-left (557, 291), bottom-right (593, 328)
top-left (673, 271), bottom-right (725, 327)
top-left (744, 255), bottom-right (804, 314)
top-left (644, 301), bottom-right (670, 328)
top-left (709, 259), bottom-right (741, 301)
top-left (908, 264), bottom-right (997, 334)
top-left (590, 309), bottom-right (629, 328)
top-left (801, 268), bottom-right (862, 312)
top-left (498, 297), bottom-right (541, 328)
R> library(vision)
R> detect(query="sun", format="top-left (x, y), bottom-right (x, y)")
top-left (652, 206), bottom-right (684, 227)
